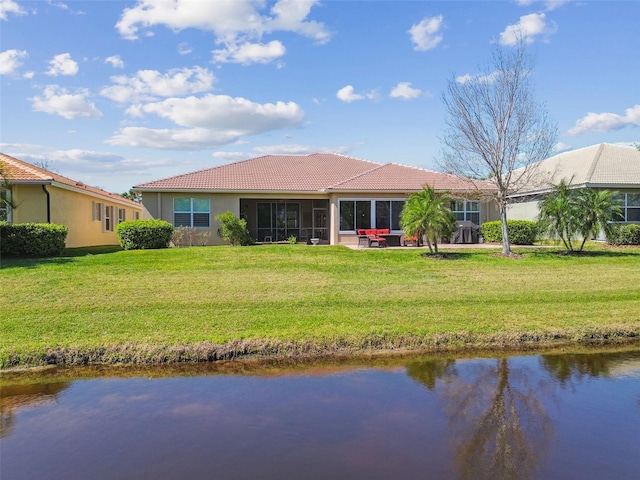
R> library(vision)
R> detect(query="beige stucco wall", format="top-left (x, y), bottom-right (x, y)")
top-left (9, 183), bottom-right (142, 248)
top-left (140, 191), bottom-right (501, 247)
top-left (507, 199), bottom-right (541, 222)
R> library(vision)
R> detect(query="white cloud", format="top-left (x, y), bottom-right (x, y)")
top-left (455, 71), bottom-right (499, 84)
top-left (46, 53), bottom-right (79, 76)
top-left (115, 0), bottom-right (330, 64)
top-left (553, 141), bottom-right (572, 153)
top-left (105, 55), bottom-right (124, 68)
top-left (213, 40), bottom-right (286, 65)
top-left (568, 105), bottom-right (640, 136)
top-left (100, 66), bottom-right (215, 103)
top-left (31, 85), bottom-right (103, 119)
top-left (0, 0), bottom-right (27, 20)
top-left (336, 85), bottom-right (378, 103)
top-left (390, 82), bottom-right (421, 100)
top-left (0, 49), bottom-right (27, 75)
top-left (178, 42), bottom-right (192, 55)
top-left (23, 71), bottom-right (34, 79)
top-left (108, 94), bottom-right (304, 150)
top-left (212, 151), bottom-right (249, 162)
top-left (499, 13), bottom-right (557, 46)
top-left (516, 0), bottom-right (569, 11)
top-left (252, 144), bottom-right (349, 155)
top-left (408, 15), bottom-right (444, 51)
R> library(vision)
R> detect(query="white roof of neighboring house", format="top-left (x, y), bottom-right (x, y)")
top-left (515, 143), bottom-right (640, 195)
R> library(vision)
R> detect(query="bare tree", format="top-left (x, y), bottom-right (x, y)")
top-left (440, 38), bottom-right (557, 254)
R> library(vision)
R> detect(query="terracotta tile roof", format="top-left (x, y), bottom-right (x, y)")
top-left (134, 153), bottom-right (492, 193)
top-left (0, 152), bottom-right (141, 207)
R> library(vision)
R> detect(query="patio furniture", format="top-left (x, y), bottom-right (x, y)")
top-left (357, 229), bottom-right (388, 248)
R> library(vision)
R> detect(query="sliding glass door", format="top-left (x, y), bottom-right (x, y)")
top-left (257, 202), bottom-right (300, 242)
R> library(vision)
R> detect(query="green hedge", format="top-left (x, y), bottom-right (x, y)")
top-left (116, 219), bottom-right (173, 250)
top-left (607, 224), bottom-right (640, 245)
top-left (480, 220), bottom-right (538, 245)
top-left (0, 222), bottom-right (68, 257)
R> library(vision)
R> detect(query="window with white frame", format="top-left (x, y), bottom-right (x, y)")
top-left (614, 193), bottom-right (640, 222)
top-left (134, 211), bottom-right (140, 220)
top-left (173, 198), bottom-right (210, 228)
top-left (118, 208), bottom-right (126, 224)
top-left (1, 187), bottom-right (11, 222)
top-left (450, 199), bottom-right (480, 225)
top-left (339, 199), bottom-right (405, 232)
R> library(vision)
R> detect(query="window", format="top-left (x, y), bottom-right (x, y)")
top-left (118, 208), bottom-right (126, 224)
top-left (0, 187), bottom-right (11, 222)
top-left (451, 199), bottom-right (480, 225)
top-left (104, 205), bottom-right (114, 232)
top-left (173, 198), bottom-right (210, 228)
top-left (616, 193), bottom-right (640, 222)
top-left (134, 211), bottom-right (140, 220)
top-left (339, 199), bottom-right (405, 232)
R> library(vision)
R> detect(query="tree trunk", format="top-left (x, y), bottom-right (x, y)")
top-left (499, 202), bottom-right (511, 255)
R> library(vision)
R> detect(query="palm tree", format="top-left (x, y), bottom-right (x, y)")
top-left (575, 188), bottom-right (622, 251)
top-left (538, 179), bottom-right (622, 252)
top-left (400, 186), bottom-right (456, 254)
top-left (538, 179), bottom-right (578, 251)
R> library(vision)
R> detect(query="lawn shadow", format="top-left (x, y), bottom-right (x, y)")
top-left (526, 247), bottom-right (640, 259)
top-left (0, 245), bottom-right (123, 269)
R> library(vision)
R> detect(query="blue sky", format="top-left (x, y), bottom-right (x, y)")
top-left (1, 0), bottom-right (638, 193)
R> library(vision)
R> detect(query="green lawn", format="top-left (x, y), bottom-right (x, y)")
top-left (2, 244), bottom-right (639, 367)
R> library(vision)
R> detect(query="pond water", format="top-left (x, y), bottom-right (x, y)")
top-left (2, 347), bottom-right (639, 480)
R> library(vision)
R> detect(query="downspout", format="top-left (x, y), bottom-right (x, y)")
top-left (42, 184), bottom-right (51, 223)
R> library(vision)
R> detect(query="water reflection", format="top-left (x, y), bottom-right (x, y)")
top-left (1, 346), bottom-right (639, 480)
top-left (407, 357), bottom-right (552, 480)
top-left (1, 382), bottom-right (70, 438)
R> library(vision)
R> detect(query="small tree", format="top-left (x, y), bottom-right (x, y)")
top-left (400, 186), bottom-right (456, 254)
top-left (538, 180), bottom-right (622, 252)
top-left (215, 211), bottom-right (251, 246)
top-left (440, 37), bottom-right (557, 255)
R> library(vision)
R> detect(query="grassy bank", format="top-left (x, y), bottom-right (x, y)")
top-left (1, 244), bottom-right (639, 368)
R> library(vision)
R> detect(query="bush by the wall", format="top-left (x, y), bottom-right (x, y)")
top-left (214, 211), bottom-right (252, 246)
top-left (480, 220), bottom-right (538, 245)
top-left (0, 222), bottom-right (68, 257)
top-left (606, 224), bottom-right (640, 245)
top-left (116, 219), bottom-right (173, 250)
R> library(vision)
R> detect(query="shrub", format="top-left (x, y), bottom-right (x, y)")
top-left (606, 224), bottom-right (640, 245)
top-left (116, 219), bottom-right (173, 250)
top-left (214, 211), bottom-right (252, 246)
top-left (172, 227), bottom-right (212, 247)
top-left (480, 220), bottom-right (538, 245)
top-left (0, 222), bottom-right (67, 257)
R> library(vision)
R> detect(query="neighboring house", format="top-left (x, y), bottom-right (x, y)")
top-left (0, 153), bottom-right (143, 248)
top-left (134, 153), bottom-right (499, 246)
top-left (508, 143), bottom-right (640, 227)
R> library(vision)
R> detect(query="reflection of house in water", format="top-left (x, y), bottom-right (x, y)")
top-left (540, 350), bottom-right (640, 385)
top-left (0, 382), bottom-right (70, 438)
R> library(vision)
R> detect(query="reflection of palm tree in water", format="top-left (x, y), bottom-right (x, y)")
top-left (0, 382), bottom-right (70, 438)
top-left (407, 357), bottom-right (552, 480)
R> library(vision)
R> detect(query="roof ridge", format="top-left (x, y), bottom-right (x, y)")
top-left (585, 143), bottom-right (605, 183)
top-left (327, 162), bottom-right (388, 189)
top-left (0, 152), bottom-right (53, 181)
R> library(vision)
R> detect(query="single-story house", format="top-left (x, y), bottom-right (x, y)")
top-left (0, 153), bottom-right (143, 248)
top-left (507, 143), bottom-right (640, 227)
top-left (134, 153), bottom-right (499, 246)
